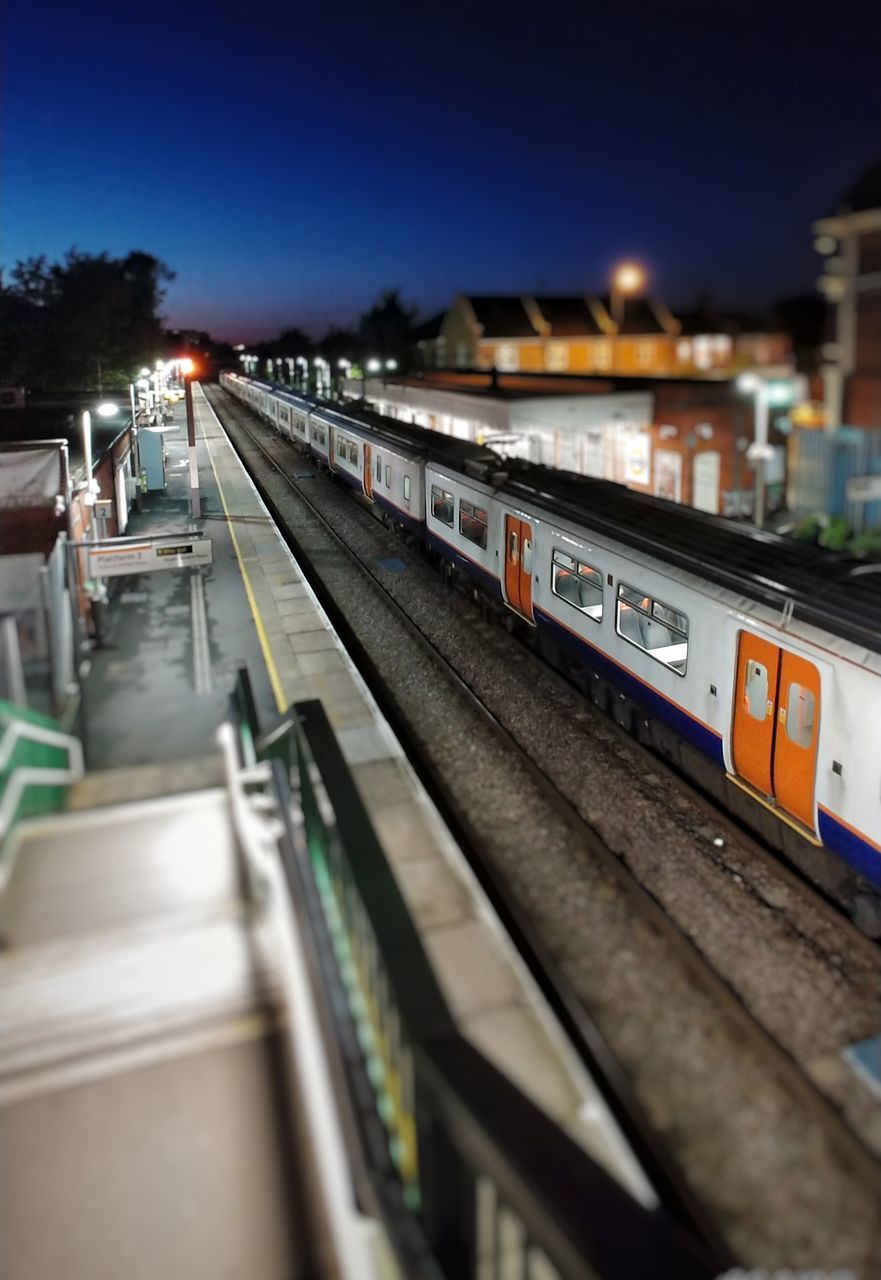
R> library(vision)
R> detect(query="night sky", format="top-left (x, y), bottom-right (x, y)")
top-left (4, 0), bottom-right (880, 341)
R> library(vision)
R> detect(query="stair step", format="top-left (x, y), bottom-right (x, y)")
top-left (65, 755), bottom-right (224, 810)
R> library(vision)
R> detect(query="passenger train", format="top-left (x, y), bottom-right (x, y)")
top-left (220, 371), bottom-right (881, 924)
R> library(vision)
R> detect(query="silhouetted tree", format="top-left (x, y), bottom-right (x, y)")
top-left (315, 324), bottom-right (358, 365)
top-left (0, 249), bottom-right (174, 390)
top-left (358, 288), bottom-right (417, 366)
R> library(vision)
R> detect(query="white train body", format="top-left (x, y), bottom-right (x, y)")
top-left (219, 371), bottom-right (881, 900)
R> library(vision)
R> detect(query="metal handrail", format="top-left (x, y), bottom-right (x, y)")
top-left (225, 668), bottom-right (723, 1278)
top-left (0, 703), bottom-right (84, 854)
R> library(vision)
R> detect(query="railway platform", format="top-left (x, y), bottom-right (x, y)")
top-left (0, 386), bottom-right (721, 1279)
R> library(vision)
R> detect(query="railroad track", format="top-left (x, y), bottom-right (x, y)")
top-left (207, 384), bottom-right (881, 1269)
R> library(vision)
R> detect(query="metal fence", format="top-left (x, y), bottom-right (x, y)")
top-left (232, 671), bottom-right (723, 1279)
top-left (788, 425), bottom-right (881, 531)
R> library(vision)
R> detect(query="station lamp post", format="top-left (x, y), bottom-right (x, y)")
top-left (610, 261), bottom-right (645, 332)
top-left (179, 356), bottom-right (201, 520)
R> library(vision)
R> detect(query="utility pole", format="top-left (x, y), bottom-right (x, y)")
top-left (184, 371), bottom-right (201, 520)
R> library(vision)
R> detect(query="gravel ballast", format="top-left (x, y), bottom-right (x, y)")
top-left (212, 388), bottom-right (881, 1275)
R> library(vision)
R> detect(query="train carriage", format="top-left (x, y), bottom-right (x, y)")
top-left (219, 370), bottom-right (881, 913)
top-left (497, 467), bottom-right (881, 891)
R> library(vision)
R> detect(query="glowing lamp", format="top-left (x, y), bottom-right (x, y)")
top-left (612, 262), bottom-right (645, 295)
top-left (179, 357), bottom-right (195, 375)
top-left (96, 402), bottom-right (119, 417)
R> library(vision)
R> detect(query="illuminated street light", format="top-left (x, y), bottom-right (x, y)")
top-left (338, 358), bottom-right (352, 371)
top-left (367, 358), bottom-right (381, 373)
top-left (610, 261), bottom-right (647, 361)
top-left (139, 367), bottom-right (150, 377)
top-left (385, 359), bottom-right (398, 371)
top-left (613, 262), bottom-right (645, 295)
top-left (96, 402), bottom-right (119, 417)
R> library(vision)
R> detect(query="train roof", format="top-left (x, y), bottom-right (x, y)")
top-left (502, 465), bottom-right (881, 655)
top-left (312, 398), bottom-right (504, 473)
top-left (229, 374), bottom-right (881, 655)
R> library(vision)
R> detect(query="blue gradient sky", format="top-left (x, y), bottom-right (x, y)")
top-left (4, 0), bottom-right (880, 341)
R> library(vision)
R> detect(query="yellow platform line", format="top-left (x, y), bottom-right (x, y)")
top-left (198, 410), bottom-right (288, 714)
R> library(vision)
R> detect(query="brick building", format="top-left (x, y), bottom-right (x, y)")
top-left (420, 293), bottom-right (791, 380)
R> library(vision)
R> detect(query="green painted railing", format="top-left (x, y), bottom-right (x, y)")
top-left (0, 699), bottom-right (84, 856)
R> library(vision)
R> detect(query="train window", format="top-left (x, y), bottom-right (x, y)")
top-left (744, 660), bottom-right (768, 719)
top-left (552, 549), bottom-right (603, 621)
top-left (403, 475), bottom-right (411, 502)
top-left (616, 582), bottom-right (688, 675)
top-left (459, 499), bottom-right (488, 550)
top-left (385, 465), bottom-right (391, 488)
top-left (431, 485), bottom-right (454, 526)
top-left (784, 683), bottom-right (815, 748)
top-left (376, 455), bottom-right (382, 483)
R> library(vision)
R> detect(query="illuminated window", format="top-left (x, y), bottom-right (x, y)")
top-left (459, 499), bottom-right (488, 549)
top-left (676, 339), bottom-right (692, 363)
top-left (385, 465), bottom-right (391, 488)
top-left (431, 485), bottom-right (454, 526)
top-left (693, 336), bottom-right (713, 371)
top-left (616, 584), bottom-right (688, 674)
top-left (546, 342), bottom-right (569, 372)
top-left (551, 549), bottom-right (603, 621)
top-left (593, 340), bottom-right (612, 370)
top-left (403, 475), bottom-right (411, 501)
top-left (637, 342), bottom-right (655, 368)
top-left (495, 344), bottom-right (519, 372)
top-left (785, 683), bottom-right (815, 748)
top-left (744, 660), bottom-right (769, 720)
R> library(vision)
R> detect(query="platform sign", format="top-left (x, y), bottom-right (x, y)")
top-left (84, 534), bottom-right (213, 578)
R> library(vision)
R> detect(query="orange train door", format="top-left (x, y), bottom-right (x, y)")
top-left (773, 650), bottom-right (821, 830)
top-left (363, 443), bottom-right (373, 500)
top-left (731, 632), bottom-right (820, 830)
top-left (731, 633), bottom-right (780, 796)
top-left (504, 515), bottom-right (534, 622)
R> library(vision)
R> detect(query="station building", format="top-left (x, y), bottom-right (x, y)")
top-left (346, 369), bottom-right (786, 519)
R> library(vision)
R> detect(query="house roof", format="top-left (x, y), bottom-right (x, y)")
top-left (466, 297), bottom-right (539, 339)
top-left (412, 311), bottom-right (445, 343)
top-left (597, 295), bottom-right (672, 335)
top-left (836, 160), bottom-right (881, 214)
top-left (458, 292), bottom-right (679, 340)
top-left (532, 296), bottom-right (606, 337)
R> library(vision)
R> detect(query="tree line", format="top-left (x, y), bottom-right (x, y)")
top-left (0, 250), bottom-right (174, 391)
top-left (247, 288), bottom-right (419, 371)
top-left (0, 248), bottom-right (423, 391)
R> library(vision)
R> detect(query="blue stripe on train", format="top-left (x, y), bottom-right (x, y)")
top-left (423, 536), bottom-right (881, 886)
top-left (427, 531), bottom-right (503, 600)
top-left (373, 491), bottom-right (425, 538)
top-left (819, 812), bottom-right (881, 887)
top-left (533, 605), bottom-right (725, 766)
